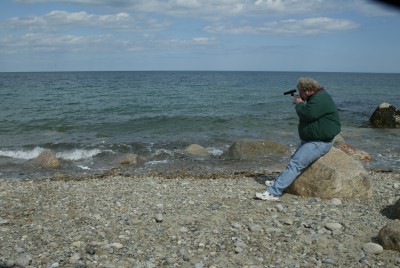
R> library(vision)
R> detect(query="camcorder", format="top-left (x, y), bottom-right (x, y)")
top-left (283, 89), bottom-right (297, 96)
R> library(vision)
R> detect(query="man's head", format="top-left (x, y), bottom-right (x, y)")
top-left (297, 78), bottom-right (323, 100)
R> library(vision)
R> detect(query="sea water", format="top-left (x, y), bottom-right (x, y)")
top-left (0, 71), bottom-right (399, 179)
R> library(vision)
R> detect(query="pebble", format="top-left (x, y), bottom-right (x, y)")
top-left (111, 242), bottom-right (124, 249)
top-left (325, 222), bottom-right (342, 231)
top-left (248, 224), bottom-right (262, 232)
top-left (330, 198), bottom-right (342, 206)
top-left (0, 172), bottom-right (398, 267)
top-left (363, 242), bottom-right (384, 255)
top-left (275, 203), bottom-right (284, 212)
top-left (0, 217), bottom-right (9, 225)
top-left (154, 213), bottom-right (164, 222)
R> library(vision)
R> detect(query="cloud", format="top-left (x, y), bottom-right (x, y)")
top-left (12, 0), bottom-right (368, 18)
top-left (0, 32), bottom-right (127, 53)
top-left (161, 37), bottom-right (218, 46)
top-left (3, 10), bottom-right (169, 32)
top-left (204, 17), bottom-right (359, 35)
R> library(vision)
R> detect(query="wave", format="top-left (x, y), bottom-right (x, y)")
top-left (0, 147), bottom-right (104, 161)
top-left (56, 149), bottom-right (105, 160)
top-left (0, 147), bottom-right (45, 160)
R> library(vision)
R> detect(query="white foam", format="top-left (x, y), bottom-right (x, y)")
top-left (77, 165), bottom-right (91, 170)
top-left (146, 160), bottom-right (169, 166)
top-left (207, 147), bottom-right (224, 156)
top-left (153, 149), bottom-right (174, 156)
top-left (56, 149), bottom-right (102, 160)
top-left (0, 147), bottom-right (45, 160)
top-left (0, 147), bottom-right (103, 161)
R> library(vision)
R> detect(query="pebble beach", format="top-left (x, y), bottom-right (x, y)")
top-left (1, 170), bottom-right (399, 268)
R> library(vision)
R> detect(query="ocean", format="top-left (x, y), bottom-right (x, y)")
top-left (0, 71), bottom-right (399, 179)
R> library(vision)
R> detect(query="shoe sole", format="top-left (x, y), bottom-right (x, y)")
top-left (265, 181), bottom-right (273, 186)
top-left (255, 193), bottom-right (279, 201)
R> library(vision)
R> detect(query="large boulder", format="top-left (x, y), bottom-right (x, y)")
top-left (369, 103), bottom-right (400, 128)
top-left (286, 147), bottom-right (372, 199)
top-left (378, 220), bottom-right (400, 252)
top-left (221, 139), bottom-right (290, 160)
top-left (32, 149), bottom-right (60, 169)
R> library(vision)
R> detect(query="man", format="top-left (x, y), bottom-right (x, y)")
top-left (255, 77), bottom-right (341, 201)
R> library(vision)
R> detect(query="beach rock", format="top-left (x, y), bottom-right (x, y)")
top-left (116, 154), bottom-right (145, 166)
top-left (336, 143), bottom-right (372, 162)
top-left (0, 171), bottom-right (399, 267)
top-left (395, 198), bottom-right (400, 219)
top-left (377, 220), bottom-right (400, 252)
top-left (221, 139), bottom-right (290, 160)
top-left (32, 149), bottom-right (60, 169)
top-left (363, 242), bottom-right (384, 255)
top-left (184, 144), bottom-right (209, 157)
top-left (286, 147), bottom-right (372, 199)
top-left (369, 102), bottom-right (400, 128)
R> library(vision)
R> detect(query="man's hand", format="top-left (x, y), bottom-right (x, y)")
top-left (293, 95), bottom-right (304, 104)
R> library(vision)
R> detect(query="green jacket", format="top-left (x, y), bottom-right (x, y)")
top-left (295, 89), bottom-right (341, 141)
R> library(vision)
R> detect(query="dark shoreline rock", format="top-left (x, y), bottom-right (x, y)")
top-left (369, 102), bottom-right (400, 128)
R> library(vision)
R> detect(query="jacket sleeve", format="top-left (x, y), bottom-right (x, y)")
top-left (295, 95), bottom-right (326, 123)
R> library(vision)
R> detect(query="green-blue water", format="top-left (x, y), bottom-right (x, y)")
top-left (0, 71), bottom-right (399, 178)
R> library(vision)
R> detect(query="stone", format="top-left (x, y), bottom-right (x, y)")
top-left (32, 149), bottom-right (60, 169)
top-left (248, 224), bottom-right (262, 232)
top-left (184, 144), bottom-right (209, 157)
top-left (111, 242), bottom-right (124, 249)
top-left (330, 198), bottom-right (342, 206)
top-left (377, 220), bottom-right (400, 252)
top-left (155, 213), bottom-right (164, 222)
top-left (363, 242), bottom-right (384, 255)
top-left (285, 147), bottom-right (372, 199)
top-left (325, 222), bottom-right (342, 231)
top-left (221, 139), bottom-right (290, 160)
top-left (395, 198), bottom-right (400, 219)
top-left (116, 154), bottom-right (144, 166)
top-left (369, 102), bottom-right (400, 128)
top-left (15, 254), bottom-right (32, 267)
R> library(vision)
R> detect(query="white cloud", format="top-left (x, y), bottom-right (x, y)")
top-left (204, 17), bottom-right (359, 35)
top-left (11, 0), bottom-right (368, 18)
top-left (161, 37), bottom-right (218, 46)
top-left (3, 10), bottom-right (168, 32)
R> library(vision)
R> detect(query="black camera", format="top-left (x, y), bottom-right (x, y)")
top-left (283, 89), bottom-right (297, 96)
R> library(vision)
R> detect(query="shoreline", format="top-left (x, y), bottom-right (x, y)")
top-left (0, 170), bottom-right (399, 267)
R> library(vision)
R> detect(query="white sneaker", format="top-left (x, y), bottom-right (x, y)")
top-left (255, 192), bottom-right (279, 201)
top-left (265, 180), bottom-right (274, 187)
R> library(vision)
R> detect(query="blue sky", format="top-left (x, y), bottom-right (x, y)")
top-left (1, 0), bottom-right (399, 72)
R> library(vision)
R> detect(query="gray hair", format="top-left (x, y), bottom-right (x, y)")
top-left (297, 78), bottom-right (322, 92)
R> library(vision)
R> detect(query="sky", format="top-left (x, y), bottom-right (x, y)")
top-left (0, 0), bottom-right (400, 73)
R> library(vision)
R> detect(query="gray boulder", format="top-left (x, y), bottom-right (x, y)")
top-left (378, 220), bottom-right (400, 252)
top-left (221, 139), bottom-right (290, 160)
top-left (286, 147), bottom-right (372, 199)
top-left (369, 102), bottom-right (400, 128)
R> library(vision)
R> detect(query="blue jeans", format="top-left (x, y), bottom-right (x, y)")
top-left (267, 140), bottom-right (333, 196)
